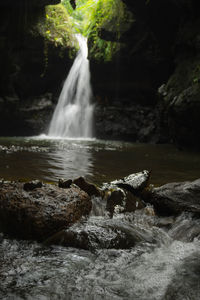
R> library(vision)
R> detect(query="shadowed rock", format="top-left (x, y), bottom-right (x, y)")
top-left (73, 177), bottom-right (101, 197)
top-left (0, 180), bottom-right (92, 241)
top-left (142, 179), bottom-right (200, 216)
top-left (106, 188), bottom-right (144, 217)
top-left (44, 218), bottom-right (154, 250)
top-left (23, 180), bottom-right (42, 191)
top-left (103, 170), bottom-right (149, 217)
top-left (58, 178), bottom-right (72, 189)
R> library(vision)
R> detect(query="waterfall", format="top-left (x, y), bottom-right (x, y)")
top-left (48, 34), bottom-right (94, 138)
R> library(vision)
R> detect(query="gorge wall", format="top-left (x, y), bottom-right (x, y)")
top-left (0, 0), bottom-right (71, 135)
top-left (0, 0), bottom-right (200, 148)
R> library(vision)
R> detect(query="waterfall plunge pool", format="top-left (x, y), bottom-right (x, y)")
top-left (0, 136), bottom-right (200, 185)
top-left (0, 137), bottom-right (200, 300)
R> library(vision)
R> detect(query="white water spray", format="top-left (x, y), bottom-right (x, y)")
top-left (48, 34), bottom-right (94, 138)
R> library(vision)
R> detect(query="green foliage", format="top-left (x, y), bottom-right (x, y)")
top-left (37, 4), bottom-right (78, 76)
top-left (62, 0), bottom-right (133, 61)
top-left (44, 4), bottom-right (77, 49)
top-left (37, 0), bottom-right (133, 62)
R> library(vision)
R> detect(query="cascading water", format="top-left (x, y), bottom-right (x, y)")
top-left (48, 34), bottom-right (94, 138)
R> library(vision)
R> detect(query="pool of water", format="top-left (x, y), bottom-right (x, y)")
top-left (0, 136), bottom-right (200, 186)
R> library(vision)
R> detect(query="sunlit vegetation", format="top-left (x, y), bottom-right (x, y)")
top-left (44, 4), bottom-right (77, 49)
top-left (42, 0), bottom-right (133, 61)
top-left (63, 0), bottom-right (133, 60)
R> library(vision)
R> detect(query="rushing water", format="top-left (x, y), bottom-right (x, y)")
top-left (0, 211), bottom-right (200, 299)
top-left (48, 35), bottom-right (94, 138)
top-left (0, 137), bottom-right (200, 299)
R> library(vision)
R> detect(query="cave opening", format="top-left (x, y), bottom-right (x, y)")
top-left (45, 0), bottom-right (133, 61)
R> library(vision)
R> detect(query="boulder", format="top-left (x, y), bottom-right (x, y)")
top-left (58, 178), bottom-right (72, 189)
top-left (111, 170), bottom-right (150, 194)
top-left (142, 179), bottom-right (200, 216)
top-left (44, 218), bottom-right (154, 250)
top-left (23, 180), bottom-right (42, 191)
top-left (103, 171), bottom-right (149, 217)
top-left (73, 177), bottom-right (101, 197)
top-left (0, 180), bottom-right (92, 241)
top-left (106, 188), bottom-right (144, 217)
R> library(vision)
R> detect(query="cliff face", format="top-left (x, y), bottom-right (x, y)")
top-left (0, 0), bottom-right (74, 135)
top-left (93, 0), bottom-right (200, 147)
top-left (0, 0), bottom-right (64, 97)
top-left (0, 0), bottom-right (200, 147)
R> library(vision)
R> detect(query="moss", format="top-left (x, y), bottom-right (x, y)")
top-left (37, 3), bottom-right (78, 52)
top-left (36, 0), bottom-right (133, 61)
top-left (63, 0), bottom-right (134, 61)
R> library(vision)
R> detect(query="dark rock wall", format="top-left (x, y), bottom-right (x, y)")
top-left (0, 0), bottom-right (63, 97)
top-left (0, 0), bottom-right (71, 135)
top-left (93, 0), bottom-right (200, 146)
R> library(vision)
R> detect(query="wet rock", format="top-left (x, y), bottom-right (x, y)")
top-left (103, 170), bottom-right (149, 217)
top-left (105, 188), bottom-right (125, 216)
top-left (0, 181), bottom-right (91, 241)
top-left (73, 177), bottom-right (101, 197)
top-left (23, 180), bottom-right (42, 191)
top-left (142, 179), bottom-right (200, 216)
top-left (111, 170), bottom-right (150, 194)
top-left (58, 178), bottom-right (72, 189)
top-left (94, 104), bottom-right (158, 143)
top-left (106, 188), bottom-right (144, 217)
top-left (168, 214), bottom-right (200, 242)
top-left (44, 218), bottom-right (154, 250)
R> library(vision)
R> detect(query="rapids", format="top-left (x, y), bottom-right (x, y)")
top-left (0, 210), bottom-right (199, 299)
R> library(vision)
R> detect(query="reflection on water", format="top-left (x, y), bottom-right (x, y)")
top-left (0, 137), bottom-right (95, 183)
top-left (46, 140), bottom-right (94, 181)
top-left (0, 136), bottom-right (200, 185)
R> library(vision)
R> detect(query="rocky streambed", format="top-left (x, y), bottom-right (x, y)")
top-left (0, 170), bottom-right (200, 247)
top-left (0, 170), bottom-right (200, 299)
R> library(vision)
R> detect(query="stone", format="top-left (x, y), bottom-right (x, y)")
top-left (142, 179), bottom-right (200, 216)
top-left (73, 177), bottom-right (101, 197)
top-left (106, 187), bottom-right (144, 217)
top-left (23, 180), bottom-right (42, 191)
top-left (111, 170), bottom-right (150, 194)
top-left (44, 218), bottom-right (154, 250)
top-left (58, 178), bottom-right (72, 189)
top-left (103, 170), bottom-right (149, 217)
top-left (0, 181), bottom-right (92, 241)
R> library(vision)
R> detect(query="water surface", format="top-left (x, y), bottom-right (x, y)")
top-left (0, 136), bottom-right (200, 185)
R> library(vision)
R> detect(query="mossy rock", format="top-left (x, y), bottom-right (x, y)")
top-left (37, 3), bottom-right (78, 51)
